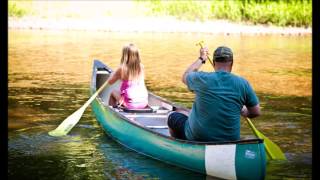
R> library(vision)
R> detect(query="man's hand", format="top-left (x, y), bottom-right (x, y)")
top-left (241, 105), bottom-right (261, 118)
top-left (200, 47), bottom-right (209, 61)
top-left (241, 106), bottom-right (248, 117)
top-left (182, 47), bottom-right (209, 85)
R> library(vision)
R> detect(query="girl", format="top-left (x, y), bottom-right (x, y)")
top-left (107, 43), bottom-right (148, 109)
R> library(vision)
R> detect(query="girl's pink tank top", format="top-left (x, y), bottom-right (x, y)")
top-left (120, 79), bottom-right (148, 109)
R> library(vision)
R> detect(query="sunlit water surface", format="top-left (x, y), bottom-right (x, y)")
top-left (9, 30), bottom-right (311, 179)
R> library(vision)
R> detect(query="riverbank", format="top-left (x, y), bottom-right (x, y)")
top-left (9, 16), bottom-right (311, 36)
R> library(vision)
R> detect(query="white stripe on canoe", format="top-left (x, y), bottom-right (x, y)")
top-left (124, 114), bottom-right (168, 118)
top-left (97, 71), bottom-right (109, 74)
top-left (205, 144), bottom-right (236, 180)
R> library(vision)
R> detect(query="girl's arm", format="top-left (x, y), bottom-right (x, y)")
top-left (107, 67), bottom-right (121, 85)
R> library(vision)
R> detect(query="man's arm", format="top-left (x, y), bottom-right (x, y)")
top-left (241, 104), bottom-right (261, 118)
top-left (182, 47), bottom-right (209, 85)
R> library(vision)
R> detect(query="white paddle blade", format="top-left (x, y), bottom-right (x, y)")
top-left (48, 107), bottom-right (86, 137)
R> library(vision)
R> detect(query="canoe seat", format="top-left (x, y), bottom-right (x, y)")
top-left (122, 105), bottom-right (154, 113)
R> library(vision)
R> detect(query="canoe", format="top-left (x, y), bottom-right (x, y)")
top-left (90, 60), bottom-right (266, 180)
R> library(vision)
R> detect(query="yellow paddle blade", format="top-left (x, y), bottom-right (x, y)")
top-left (195, 40), bottom-right (204, 47)
top-left (48, 107), bottom-right (86, 136)
top-left (48, 80), bottom-right (110, 137)
top-left (246, 118), bottom-right (287, 160)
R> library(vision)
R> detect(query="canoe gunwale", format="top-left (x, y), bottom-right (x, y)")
top-left (95, 97), bottom-right (264, 147)
top-left (92, 59), bottom-right (264, 146)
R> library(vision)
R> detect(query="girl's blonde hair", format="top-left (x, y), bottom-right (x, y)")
top-left (120, 43), bottom-right (143, 81)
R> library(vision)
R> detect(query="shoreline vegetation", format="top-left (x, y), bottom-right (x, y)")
top-left (9, 0), bottom-right (311, 36)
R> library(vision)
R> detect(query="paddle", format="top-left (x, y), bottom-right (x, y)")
top-left (246, 117), bottom-right (286, 160)
top-left (48, 80), bottom-right (110, 137)
top-left (195, 41), bottom-right (214, 67)
top-left (196, 41), bottom-right (286, 160)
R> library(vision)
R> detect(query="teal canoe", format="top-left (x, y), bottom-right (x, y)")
top-left (90, 60), bottom-right (266, 180)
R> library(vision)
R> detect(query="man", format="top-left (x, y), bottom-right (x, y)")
top-left (167, 46), bottom-right (261, 142)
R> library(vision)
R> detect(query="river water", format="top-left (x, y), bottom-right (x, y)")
top-left (8, 29), bottom-right (311, 179)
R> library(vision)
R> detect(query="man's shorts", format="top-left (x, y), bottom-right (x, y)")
top-left (167, 112), bottom-right (188, 140)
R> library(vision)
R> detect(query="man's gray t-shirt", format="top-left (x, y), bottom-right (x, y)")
top-left (185, 70), bottom-right (259, 142)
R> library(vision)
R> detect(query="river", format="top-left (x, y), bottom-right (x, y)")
top-left (8, 29), bottom-right (311, 179)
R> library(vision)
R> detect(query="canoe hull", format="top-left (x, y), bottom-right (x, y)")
top-left (90, 60), bottom-right (266, 180)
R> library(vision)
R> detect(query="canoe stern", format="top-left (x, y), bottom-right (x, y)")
top-left (235, 142), bottom-right (266, 180)
top-left (204, 142), bottom-right (266, 180)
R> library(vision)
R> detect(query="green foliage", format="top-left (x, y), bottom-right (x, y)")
top-left (239, 0), bottom-right (312, 27)
top-left (140, 0), bottom-right (210, 21)
top-left (9, 2), bottom-right (28, 17)
top-left (137, 0), bottom-right (312, 27)
top-left (9, 0), bottom-right (312, 27)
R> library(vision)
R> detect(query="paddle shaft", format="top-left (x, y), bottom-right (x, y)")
top-left (85, 80), bottom-right (109, 108)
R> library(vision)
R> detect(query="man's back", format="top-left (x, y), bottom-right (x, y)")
top-left (184, 70), bottom-right (259, 142)
top-left (167, 45), bottom-right (260, 142)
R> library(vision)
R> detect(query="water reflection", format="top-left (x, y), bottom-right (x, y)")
top-left (9, 29), bottom-right (311, 179)
top-left (9, 122), bottom-right (207, 179)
